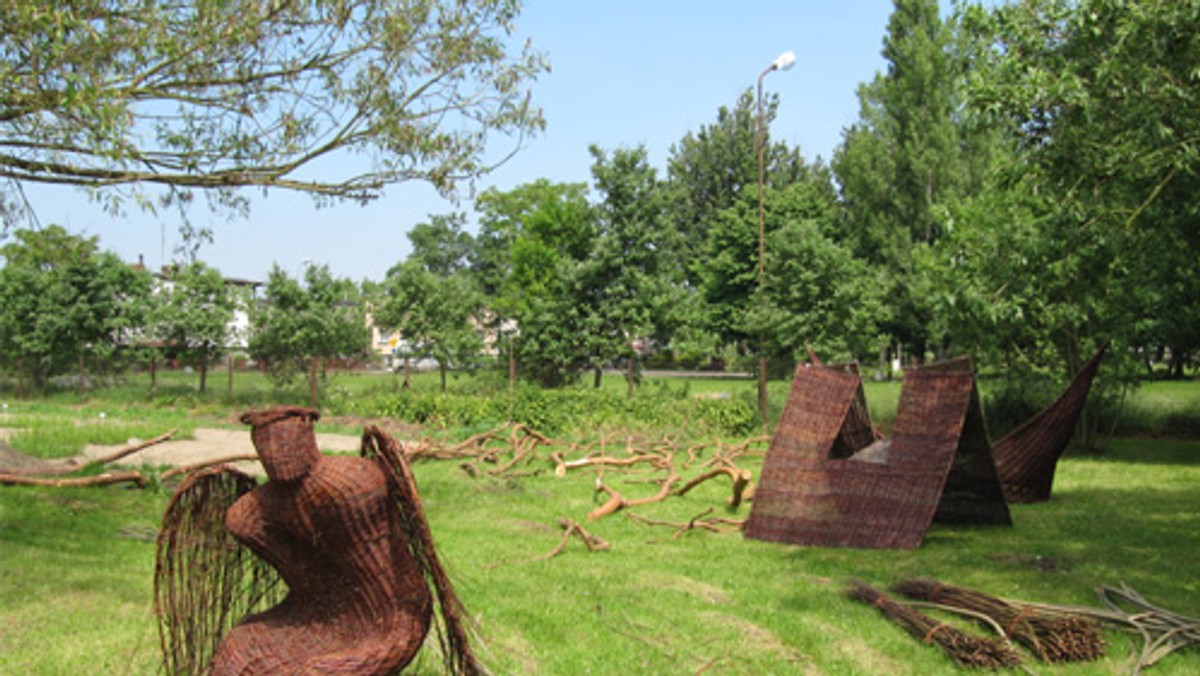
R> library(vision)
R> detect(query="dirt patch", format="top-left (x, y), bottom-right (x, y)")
top-left (0, 442), bottom-right (76, 474)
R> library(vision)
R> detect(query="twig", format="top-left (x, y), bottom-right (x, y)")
top-left (626, 509), bottom-right (744, 539)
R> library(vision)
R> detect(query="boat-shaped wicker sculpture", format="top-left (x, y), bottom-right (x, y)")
top-left (745, 359), bottom-right (1010, 550)
top-left (992, 345), bottom-right (1107, 503)
top-left (155, 406), bottom-right (482, 675)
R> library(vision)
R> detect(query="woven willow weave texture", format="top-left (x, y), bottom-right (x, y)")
top-left (745, 360), bottom-right (1010, 550)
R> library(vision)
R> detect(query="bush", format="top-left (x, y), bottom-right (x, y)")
top-left (348, 378), bottom-right (760, 438)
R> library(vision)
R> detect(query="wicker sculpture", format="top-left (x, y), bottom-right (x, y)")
top-left (744, 359), bottom-right (1010, 550)
top-left (155, 406), bottom-right (482, 675)
top-left (992, 345), bottom-right (1107, 503)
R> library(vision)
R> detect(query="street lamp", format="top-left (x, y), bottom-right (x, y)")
top-left (756, 50), bottom-right (795, 428)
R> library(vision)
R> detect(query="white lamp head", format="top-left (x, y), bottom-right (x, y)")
top-left (772, 50), bottom-right (797, 72)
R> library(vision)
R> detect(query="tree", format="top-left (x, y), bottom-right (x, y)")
top-left (0, 0), bottom-right (547, 223)
top-left (248, 263), bottom-right (370, 407)
top-left (473, 179), bottom-right (595, 387)
top-left (406, 213), bottom-right (477, 277)
top-left (833, 0), bottom-right (1001, 360)
top-left (147, 262), bottom-right (238, 394)
top-left (583, 144), bottom-right (676, 391)
top-left (666, 88), bottom-right (807, 288)
top-left (698, 175), bottom-right (877, 374)
top-left (377, 259), bottom-right (483, 392)
top-left (0, 226), bottom-right (150, 393)
top-left (965, 0), bottom-right (1200, 376)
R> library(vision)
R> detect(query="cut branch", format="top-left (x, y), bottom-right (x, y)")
top-left (587, 464), bottom-right (680, 521)
top-left (531, 518), bottom-right (610, 561)
top-left (673, 466), bottom-right (753, 508)
top-left (626, 509), bottom-right (745, 539)
top-left (0, 470), bottom-right (147, 488)
top-left (159, 454), bottom-right (260, 482)
top-left (91, 429), bottom-right (178, 466)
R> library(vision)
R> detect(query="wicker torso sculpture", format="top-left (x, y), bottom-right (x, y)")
top-left (211, 408), bottom-right (432, 673)
top-left (155, 406), bottom-right (482, 675)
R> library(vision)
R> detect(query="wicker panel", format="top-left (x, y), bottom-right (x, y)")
top-left (824, 362), bottom-right (878, 459)
top-left (746, 360), bottom-right (1010, 550)
top-left (993, 345), bottom-right (1107, 503)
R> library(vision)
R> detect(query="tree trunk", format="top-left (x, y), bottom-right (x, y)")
top-left (626, 356), bottom-right (635, 400)
top-left (199, 351), bottom-right (209, 394)
top-left (439, 362), bottom-right (447, 392)
top-left (17, 358), bottom-right (25, 399)
top-left (593, 366), bottom-right (602, 389)
top-left (77, 353), bottom-right (86, 394)
top-left (227, 355), bottom-right (235, 401)
top-left (150, 355), bottom-right (158, 394)
top-left (308, 357), bottom-right (319, 408)
top-left (402, 356), bottom-right (411, 389)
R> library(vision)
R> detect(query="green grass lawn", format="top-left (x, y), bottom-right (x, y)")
top-left (1, 371), bottom-right (1197, 673)
top-left (3, 434), bottom-right (1198, 673)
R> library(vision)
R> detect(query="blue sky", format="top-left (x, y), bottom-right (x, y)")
top-left (23, 2), bottom-right (922, 283)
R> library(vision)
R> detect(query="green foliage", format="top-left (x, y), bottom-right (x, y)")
top-left (0, 226), bottom-right (151, 392)
top-left (377, 259), bottom-right (484, 391)
top-left (698, 175), bottom-right (877, 371)
top-left (834, 0), bottom-right (1005, 358)
top-left (958, 0), bottom-right (1200, 377)
top-left (0, 0), bottom-right (548, 219)
top-left (146, 261), bottom-right (239, 394)
top-left (351, 378), bottom-right (758, 438)
top-left (579, 144), bottom-right (680, 379)
top-left (247, 264), bottom-right (371, 403)
top-left (474, 179), bottom-right (598, 386)
top-left (665, 87), bottom-right (807, 288)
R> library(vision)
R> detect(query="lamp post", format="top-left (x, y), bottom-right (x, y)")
top-left (755, 50), bottom-right (795, 429)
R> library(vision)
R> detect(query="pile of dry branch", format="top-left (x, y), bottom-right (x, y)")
top-left (846, 581), bottom-right (1024, 669)
top-left (404, 423), bottom-right (768, 561)
top-left (893, 578), bottom-right (1105, 663)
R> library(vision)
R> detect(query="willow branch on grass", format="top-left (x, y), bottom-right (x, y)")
top-left (91, 429), bottom-right (177, 465)
top-left (625, 509), bottom-right (745, 539)
top-left (160, 454), bottom-right (260, 481)
top-left (673, 465), bottom-right (752, 508)
top-left (587, 464), bottom-right (680, 521)
top-left (0, 470), bottom-right (147, 487)
top-left (847, 581), bottom-right (1024, 669)
top-left (531, 518), bottom-right (610, 561)
top-left (894, 578), bottom-right (1105, 664)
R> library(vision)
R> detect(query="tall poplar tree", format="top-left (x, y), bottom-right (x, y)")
top-left (833, 0), bottom-right (999, 360)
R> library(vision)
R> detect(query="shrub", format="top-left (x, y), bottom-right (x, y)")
top-left (348, 379), bottom-right (760, 438)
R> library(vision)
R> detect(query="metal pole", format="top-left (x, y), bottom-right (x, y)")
top-left (756, 68), bottom-right (769, 429)
top-left (754, 51), bottom-right (794, 430)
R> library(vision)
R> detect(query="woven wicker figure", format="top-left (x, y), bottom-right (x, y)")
top-left (156, 407), bottom-right (482, 675)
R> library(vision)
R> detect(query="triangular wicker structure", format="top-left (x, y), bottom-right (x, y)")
top-left (823, 361), bottom-right (881, 459)
top-left (992, 345), bottom-right (1107, 503)
top-left (745, 360), bottom-right (1010, 550)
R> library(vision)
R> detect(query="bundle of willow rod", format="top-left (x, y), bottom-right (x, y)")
top-left (893, 578), bottom-right (1105, 663)
top-left (847, 581), bottom-right (1023, 669)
